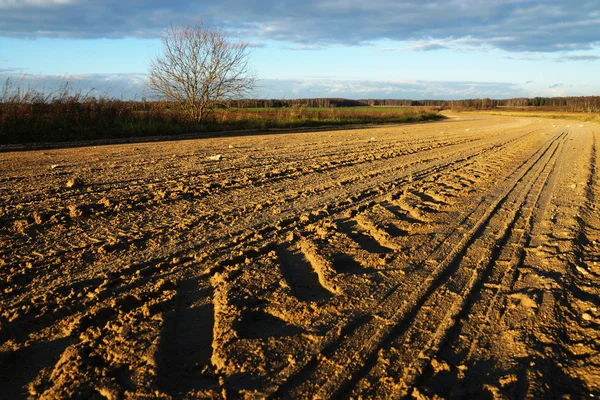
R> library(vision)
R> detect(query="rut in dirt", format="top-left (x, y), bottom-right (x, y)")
top-left (1, 114), bottom-right (599, 398)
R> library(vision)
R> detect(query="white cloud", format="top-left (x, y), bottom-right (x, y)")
top-left (408, 43), bottom-right (449, 51)
top-left (557, 54), bottom-right (600, 62)
top-left (0, 0), bottom-right (75, 8)
top-left (258, 78), bottom-right (526, 99)
top-left (0, 72), bottom-right (149, 100)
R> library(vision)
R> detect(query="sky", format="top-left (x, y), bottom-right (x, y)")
top-left (1, 0), bottom-right (599, 100)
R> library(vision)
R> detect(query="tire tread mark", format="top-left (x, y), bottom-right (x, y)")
top-left (274, 131), bottom-right (567, 398)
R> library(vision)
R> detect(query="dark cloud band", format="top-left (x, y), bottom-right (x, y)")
top-left (0, 1), bottom-right (599, 53)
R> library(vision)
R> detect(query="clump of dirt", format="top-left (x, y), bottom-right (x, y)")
top-left (66, 177), bottom-right (84, 188)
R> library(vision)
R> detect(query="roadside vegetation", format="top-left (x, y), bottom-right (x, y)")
top-left (0, 81), bottom-right (443, 144)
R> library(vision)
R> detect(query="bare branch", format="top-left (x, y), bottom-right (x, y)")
top-left (147, 21), bottom-right (255, 123)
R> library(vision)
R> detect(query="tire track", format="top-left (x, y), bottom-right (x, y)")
top-left (0, 125), bottom-right (540, 354)
top-left (376, 129), bottom-right (568, 399)
top-left (0, 127), bottom-right (535, 302)
top-left (275, 131), bottom-right (567, 398)
top-left (2, 116), bottom-right (582, 398)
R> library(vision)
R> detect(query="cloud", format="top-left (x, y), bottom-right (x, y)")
top-left (0, 72), bottom-right (149, 100)
top-left (0, 1), bottom-right (599, 53)
top-left (549, 83), bottom-right (563, 88)
top-left (407, 43), bottom-right (450, 52)
top-left (0, 67), bottom-right (24, 73)
top-left (247, 42), bottom-right (267, 49)
top-left (257, 78), bottom-right (526, 99)
top-left (504, 53), bottom-right (551, 61)
top-left (525, 80), bottom-right (533, 84)
top-left (505, 52), bottom-right (600, 62)
top-left (0, 0), bottom-right (75, 8)
top-left (0, 72), bottom-right (527, 100)
top-left (557, 54), bottom-right (600, 61)
top-left (280, 44), bottom-right (324, 51)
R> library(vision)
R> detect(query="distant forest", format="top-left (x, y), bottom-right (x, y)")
top-left (231, 96), bottom-right (600, 112)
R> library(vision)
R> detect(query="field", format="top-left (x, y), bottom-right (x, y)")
top-left (482, 110), bottom-right (600, 124)
top-left (1, 113), bottom-right (599, 398)
top-left (240, 106), bottom-right (433, 113)
top-left (0, 94), bottom-right (442, 144)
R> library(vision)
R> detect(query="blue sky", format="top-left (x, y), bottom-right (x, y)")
top-left (1, 0), bottom-right (599, 100)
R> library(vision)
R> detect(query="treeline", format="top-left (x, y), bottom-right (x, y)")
top-left (438, 97), bottom-right (600, 112)
top-left (360, 99), bottom-right (444, 107)
top-left (229, 98), bottom-right (444, 108)
top-left (500, 96), bottom-right (600, 111)
top-left (228, 98), bottom-right (366, 108)
top-left (230, 97), bottom-right (600, 112)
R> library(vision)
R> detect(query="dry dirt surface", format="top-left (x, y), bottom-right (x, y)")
top-left (1, 113), bottom-right (599, 399)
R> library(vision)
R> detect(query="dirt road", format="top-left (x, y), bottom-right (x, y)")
top-left (1, 113), bottom-right (599, 398)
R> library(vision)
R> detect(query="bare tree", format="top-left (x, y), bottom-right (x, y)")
top-left (148, 22), bottom-right (255, 123)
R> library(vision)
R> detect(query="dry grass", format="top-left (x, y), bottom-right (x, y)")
top-left (0, 79), bottom-right (443, 144)
top-left (479, 110), bottom-right (600, 124)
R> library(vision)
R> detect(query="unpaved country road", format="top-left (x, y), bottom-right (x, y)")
top-left (1, 113), bottom-right (599, 399)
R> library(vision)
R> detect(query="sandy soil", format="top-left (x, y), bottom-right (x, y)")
top-left (1, 113), bottom-right (599, 399)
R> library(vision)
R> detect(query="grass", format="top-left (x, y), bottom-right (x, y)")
top-left (0, 83), bottom-right (444, 144)
top-left (240, 106), bottom-right (433, 113)
top-left (478, 110), bottom-right (600, 124)
top-left (0, 105), bottom-right (444, 145)
top-left (213, 108), bottom-right (443, 130)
